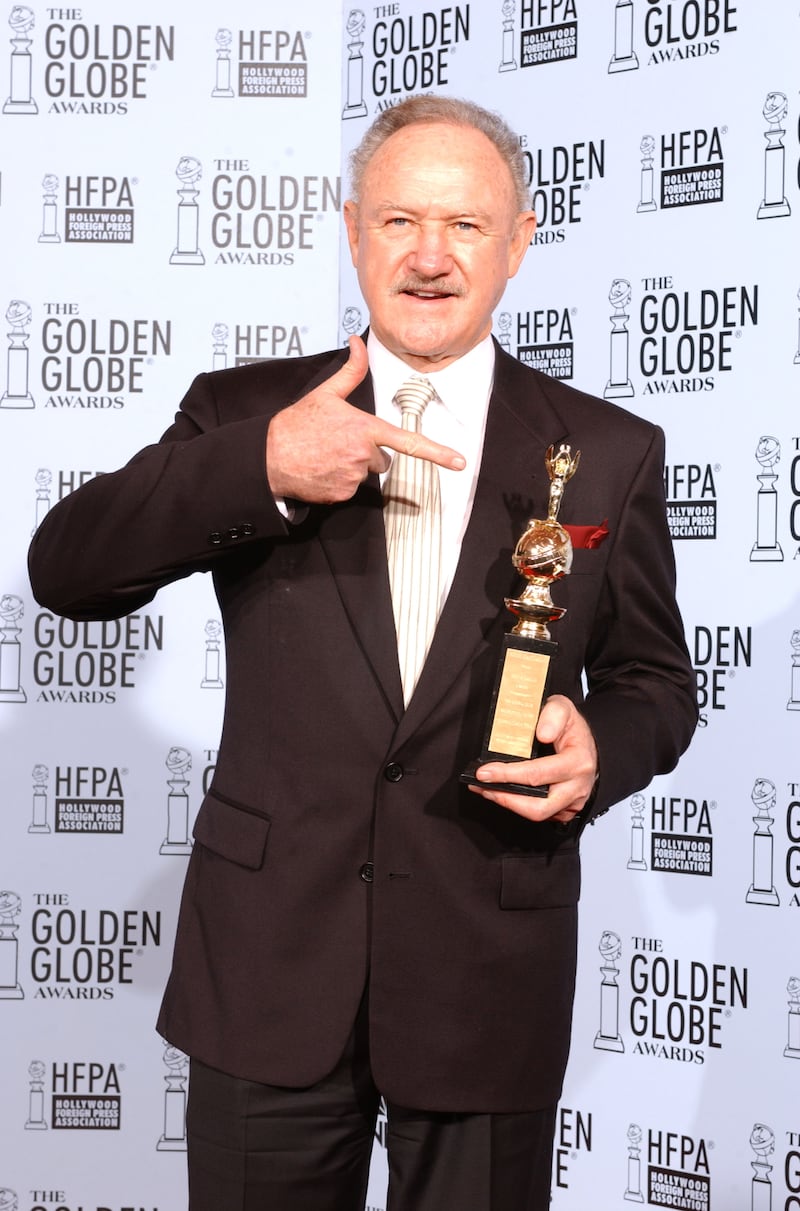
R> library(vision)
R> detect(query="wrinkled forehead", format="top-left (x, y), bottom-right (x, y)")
top-left (358, 122), bottom-right (518, 212)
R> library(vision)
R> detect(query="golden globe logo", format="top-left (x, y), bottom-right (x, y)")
top-left (210, 160), bottom-right (340, 266)
top-left (639, 280), bottom-right (758, 394)
top-left (371, 5), bottom-right (469, 103)
top-left (41, 308), bottom-right (172, 407)
top-left (33, 613), bottom-right (164, 703)
top-left (30, 897), bottom-right (161, 998)
top-left (44, 21), bottom-right (175, 113)
top-left (630, 940), bottom-right (748, 1063)
top-left (643, 0), bottom-right (737, 64)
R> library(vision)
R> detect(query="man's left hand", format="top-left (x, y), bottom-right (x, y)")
top-left (468, 695), bottom-right (598, 824)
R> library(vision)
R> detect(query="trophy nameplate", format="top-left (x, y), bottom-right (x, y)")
top-left (461, 444), bottom-right (580, 798)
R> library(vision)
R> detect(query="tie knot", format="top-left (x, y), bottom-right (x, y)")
top-left (393, 376), bottom-right (436, 422)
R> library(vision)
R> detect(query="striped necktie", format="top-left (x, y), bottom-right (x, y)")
top-left (383, 376), bottom-right (442, 704)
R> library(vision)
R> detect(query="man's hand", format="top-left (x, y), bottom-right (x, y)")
top-left (468, 695), bottom-right (598, 824)
top-left (266, 335), bottom-right (466, 504)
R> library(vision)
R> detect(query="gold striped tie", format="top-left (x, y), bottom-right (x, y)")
top-left (384, 376), bottom-right (442, 704)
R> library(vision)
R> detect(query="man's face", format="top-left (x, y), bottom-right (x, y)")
top-left (343, 122), bottom-right (536, 371)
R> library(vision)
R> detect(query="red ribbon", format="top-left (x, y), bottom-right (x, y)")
top-left (563, 520), bottom-right (610, 550)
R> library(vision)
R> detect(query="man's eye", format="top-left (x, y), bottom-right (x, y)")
top-left (456, 221), bottom-right (476, 232)
top-left (390, 217), bottom-right (408, 227)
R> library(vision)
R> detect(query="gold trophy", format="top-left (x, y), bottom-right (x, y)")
top-left (461, 444), bottom-right (580, 797)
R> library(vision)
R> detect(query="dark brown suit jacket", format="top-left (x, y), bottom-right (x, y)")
top-left (28, 341), bottom-right (697, 1112)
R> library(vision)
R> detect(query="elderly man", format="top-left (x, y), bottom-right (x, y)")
top-left (29, 95), bottom-right (697, 1210)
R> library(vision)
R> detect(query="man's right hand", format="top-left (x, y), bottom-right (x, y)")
top-left (265, 335), bottom-right (466, 504)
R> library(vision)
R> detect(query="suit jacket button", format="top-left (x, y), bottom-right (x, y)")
top-left (384, 762), bottom-right (403, 782)
top-left (208, 531), bottom-right (223, 546)
top-left (241, 523), bottom-right (255, 536)
top-left (359, 862), bottom-right (374, 883)
top-left (227, 526), bottom-right (240, 540)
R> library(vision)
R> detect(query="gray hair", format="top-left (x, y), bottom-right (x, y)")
top-left (348, 95), bottom-right (531, 212)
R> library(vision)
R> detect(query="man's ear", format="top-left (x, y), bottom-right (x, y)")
top-left (508, 209), bottom-right (538, 277)
top-left (343, 200), bottom-right (360, 268)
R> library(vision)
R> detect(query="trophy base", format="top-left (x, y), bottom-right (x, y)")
top-left (3, 99), bottom-right (38, 114)
top-left (757, 199), bottom-right (791, 220)
top-left (604, 381), bottom-right (634, 399)
top-left (0, 986), bottom-right (25, 999)
top-left (750, 544), bottom-right (783, 562)
top-left (170, 251), bottom-right (206, 266)
top-left (593, 1032), bottom-right (624, 1052)
top-left (160, 840), bottom-right (193, 856)
top-left (460, 633), bottom-right (556, 799)
top-left (460, 759), bottom-right (548, 798)
top-left (0, 394), bottom-right (35, 409)
top-left (608, 55), bottom-right (638, 74)
top-left (746, 885), bottom-right (780, 906)
top-left (156, 1138), bottom-right (187, 1151)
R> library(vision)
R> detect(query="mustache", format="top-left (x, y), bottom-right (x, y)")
top-left (391, 277), bottom-right (466, 298)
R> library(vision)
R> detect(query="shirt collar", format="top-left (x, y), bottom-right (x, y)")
top-left (367, 331), bottom-right (495, 423)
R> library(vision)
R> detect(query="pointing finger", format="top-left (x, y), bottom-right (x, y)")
top-left (374, 416), bottom-right (466, 471)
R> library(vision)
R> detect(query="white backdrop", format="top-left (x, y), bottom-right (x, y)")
top-left (1, 3), bottom-right (798, 1209)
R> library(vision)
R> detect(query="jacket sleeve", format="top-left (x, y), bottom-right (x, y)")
top-left (578, 424), bottom-right (698, 817)
top-left (28, 372), bottom-right (289, 621)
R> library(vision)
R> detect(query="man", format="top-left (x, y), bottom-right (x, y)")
top-left (29, 96), bottom-right (697, 1210)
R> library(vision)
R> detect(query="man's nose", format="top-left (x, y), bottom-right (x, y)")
top-left (406, 225), bottom-right (454, 277)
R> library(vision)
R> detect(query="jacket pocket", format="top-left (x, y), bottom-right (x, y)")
top-left (500, 849), bottom-right (580, 909)
top-left (192, 790), bottom-right (271, 870)
top-left (566, 547), bottom-right (606, 577)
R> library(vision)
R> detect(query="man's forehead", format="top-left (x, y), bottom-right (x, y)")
top-left (359, 122), bottom-right (514, 194)
top-left (373, 120), bottom-right (497, 157)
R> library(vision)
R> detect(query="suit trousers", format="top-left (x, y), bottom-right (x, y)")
top-left (185, 1000), bottom-right (557, 1211)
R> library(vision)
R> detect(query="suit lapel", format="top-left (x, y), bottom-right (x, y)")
top-left (314, 367), bottom-right (405, 721)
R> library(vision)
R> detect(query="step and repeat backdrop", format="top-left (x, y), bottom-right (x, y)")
top-left (1, 2), bottom-right (798, 1209)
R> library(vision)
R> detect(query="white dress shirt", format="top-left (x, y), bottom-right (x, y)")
top-left (368, 332), bottom-right (495, 609)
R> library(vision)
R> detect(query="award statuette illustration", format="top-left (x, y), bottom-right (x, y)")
top-left (461, 444), bottom-right (580, 797)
